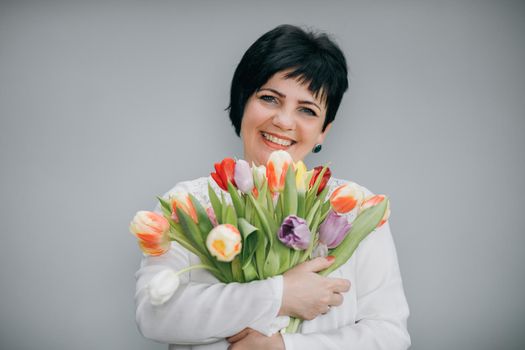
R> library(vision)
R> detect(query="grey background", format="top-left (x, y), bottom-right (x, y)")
top-left (1, 0), bottom-right (524, 349)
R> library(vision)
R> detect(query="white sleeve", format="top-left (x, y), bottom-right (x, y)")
top-left (134, 181), bottom-right (285, 345)
top-left (281, 222), bottom-right (411, 350)
top-left (135, 244), bottom-right (284, 344)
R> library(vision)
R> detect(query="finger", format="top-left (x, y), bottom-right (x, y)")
top-left (227, 328), bottom-right (252, 343)
top-left (330, 278), bottom-right (351, 293)
top-left (321, 305), bottom-right (331, 314)
top-left (293, 256), bottom-right (335, 273)
top-left (329, 292), bottom-right (344, 307)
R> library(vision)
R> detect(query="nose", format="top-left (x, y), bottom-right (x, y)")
top-left (272, 109), bottom-right (295, 131)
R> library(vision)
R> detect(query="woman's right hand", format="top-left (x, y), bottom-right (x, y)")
top-left (279, 256), bottom-right (351, 320)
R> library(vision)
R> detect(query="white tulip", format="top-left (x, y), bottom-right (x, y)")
top-left (147, 269), bottom-right (180, 306)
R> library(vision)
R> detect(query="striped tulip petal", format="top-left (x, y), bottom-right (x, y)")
top-left (130, 211), bottom-right (170, 256)
top-left (361, 194), bottom-right (390, 228)
top-left (267, 150), bottom-right (293, 193)
top-left (329, 182), bottom-right (365, 214)
top-left (170, 191), bottom-right (198, 223)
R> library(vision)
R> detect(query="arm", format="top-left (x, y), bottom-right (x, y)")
top-left (281, 222), bottom-right (411, 350)
top-left (135, 241), bottom-right (284, 345)
top-left (135, 180), bottom-right (284, 345)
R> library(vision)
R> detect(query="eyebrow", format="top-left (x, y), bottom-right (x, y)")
top-left (258, 88), bottom-right (322, 112)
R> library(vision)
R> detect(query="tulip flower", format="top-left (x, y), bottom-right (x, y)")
top-left (252, 163), bottom-right (267, 189)
top-left (206, 206), bottom-right (218, 227)
top-left (330, 182), bottom-right (364, 214)
top-left (129, 211), bottom-right (170, 256)
top-left (170, 191), bottom-right (198, 223)
top-left (294, 161), bottom-right (309, 193)
top-left (206, 224), bottom-right (242, 262)
top-left (267, 150), bottom-right (293, 193)
top-left (147, 264), bottom-right (219, 305)
top-left (361, 195), bottom-right (390, 228)
top-left (234, 159), bottom-right (254, 194)
top-left (309, 166), bottom-right (332, 195)
top-left (147, 268), bottom-right (180, 306)
top-left (211, 157), bottom-right (236, 191)
top-left (318, 210), bottom-right (352, 248)
top-left (277, 215), bottom-right (311, 250)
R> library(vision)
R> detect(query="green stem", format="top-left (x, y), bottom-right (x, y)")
top-left (284, 317), bottom-right (302, 333)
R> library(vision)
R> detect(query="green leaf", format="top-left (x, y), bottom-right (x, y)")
top-left (221, 192), bottom-right (228, 224)
top-left (263, 249), bottom-right (280, 277)
top-left (297, 192), bottom-right (306, 219)
top-left (188, 193), bottom-right (213, 243)
top-left (320, 198), bottom-right (389, 277)
top-left (231, 256), bottom-right (244, 282)
top-left (208, 183), bottom-right (223, 225)
top-left (227, 181), bottom-right (245, 218)
top-left (248, 194), bottom-right (274, 247)
top-left (282, 166), bottom-right (297, 217)
top-left (224, 205), bottom-right (238, 228)
top-left (157, 196), bottom-right (172, 216)
top-left (242, 262), bottom-right (258, 282)
top-left (254, 229), bottom-right (267, 278)
top-left (238, 218), bottom-right (259, 267)
top-left (305, 199), bottom-right (321, 226)
top-left (176, 207), bottom-right (205, 254)
top-left (238, 217), bottom-right (258, 240)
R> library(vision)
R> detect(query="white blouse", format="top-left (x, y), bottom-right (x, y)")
top-left (135, 176), bottom-right (411, 350)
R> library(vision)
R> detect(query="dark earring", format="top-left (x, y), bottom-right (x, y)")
top-left (312, 144), bottom-right (322, 153)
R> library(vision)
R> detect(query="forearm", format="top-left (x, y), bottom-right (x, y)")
top-left (135, 244), bottom-right (284, 344)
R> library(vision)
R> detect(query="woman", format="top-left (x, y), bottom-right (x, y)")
top-left (135, 24), bottom-right (410, 350)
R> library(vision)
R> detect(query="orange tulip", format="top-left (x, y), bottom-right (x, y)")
top-left (130, 211), bottom-right (170, 256)
top-left (361, 195), bottom-right (390, 227)
top-left (170, 191), bottom-right (198, 223)
top-left (329, 182), bottom-right (365, 214)
top-left (266, 150), bottom-right (293, 193)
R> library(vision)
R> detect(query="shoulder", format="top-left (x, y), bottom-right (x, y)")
top-left (161, 176), bottom-right (212, 198)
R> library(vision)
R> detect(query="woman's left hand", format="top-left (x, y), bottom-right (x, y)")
top-left (227, 328), bottom-right (285, 350)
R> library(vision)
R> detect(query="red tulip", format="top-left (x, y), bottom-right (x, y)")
top-left (211, 158), bottom-right (236, 191)
top-left (309, 166), bottom-right (332, 195)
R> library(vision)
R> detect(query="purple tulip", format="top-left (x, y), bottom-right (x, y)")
top-left (234, 159), bottom-right (254, 194)
top-left (318, 210), bottom-right (352, 248)
top-left (278, 215), bottom-right (311, 250)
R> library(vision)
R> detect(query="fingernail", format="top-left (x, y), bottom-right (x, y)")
top-left (326, 255), bottom-right (335, 262)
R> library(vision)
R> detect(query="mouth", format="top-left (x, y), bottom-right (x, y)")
top-left (260, 131), bottom-right (297, 150)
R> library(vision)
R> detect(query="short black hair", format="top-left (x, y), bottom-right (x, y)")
top-left (228, 24), bottom-right (349, 136)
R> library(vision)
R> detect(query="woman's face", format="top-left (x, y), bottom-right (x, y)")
top-left (241, 70), bottom-right (332, 166)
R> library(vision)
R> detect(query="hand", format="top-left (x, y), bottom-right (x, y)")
top-left (279, 256), bottom-right (351, 320)
top-left (227, 328), bottom-right (284, 350)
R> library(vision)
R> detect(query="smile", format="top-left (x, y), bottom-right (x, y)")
top-left (260, 132), bottom-right (296, 147)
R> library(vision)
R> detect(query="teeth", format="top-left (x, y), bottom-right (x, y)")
top-left (262, 132), bottom-right (293, 146)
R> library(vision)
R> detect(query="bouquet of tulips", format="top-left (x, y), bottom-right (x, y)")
top-left (130, 150), bottom-right (390, 333)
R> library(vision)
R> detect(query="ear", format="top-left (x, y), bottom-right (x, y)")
top-left (316, 122), bottom-right (333, 144)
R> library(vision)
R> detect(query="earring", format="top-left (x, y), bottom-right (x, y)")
top-left (312, 144), bottom-right (322, 153)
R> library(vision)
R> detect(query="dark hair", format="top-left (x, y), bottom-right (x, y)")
top-left (228, 24), bottom-right (349, 136)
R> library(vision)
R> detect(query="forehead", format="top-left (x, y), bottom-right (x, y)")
top-left (261, 71), bottom-right (327, 107)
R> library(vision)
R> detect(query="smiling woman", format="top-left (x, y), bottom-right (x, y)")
top-left (135, 24), bottom-right (410, 350)
top-left (241, 70), bottom-right (332, 166)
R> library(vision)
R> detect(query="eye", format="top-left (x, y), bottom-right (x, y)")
top-left (259, 95), bottom-right (278, 104)
top-left (299, 107), bottom-right (317, 117)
